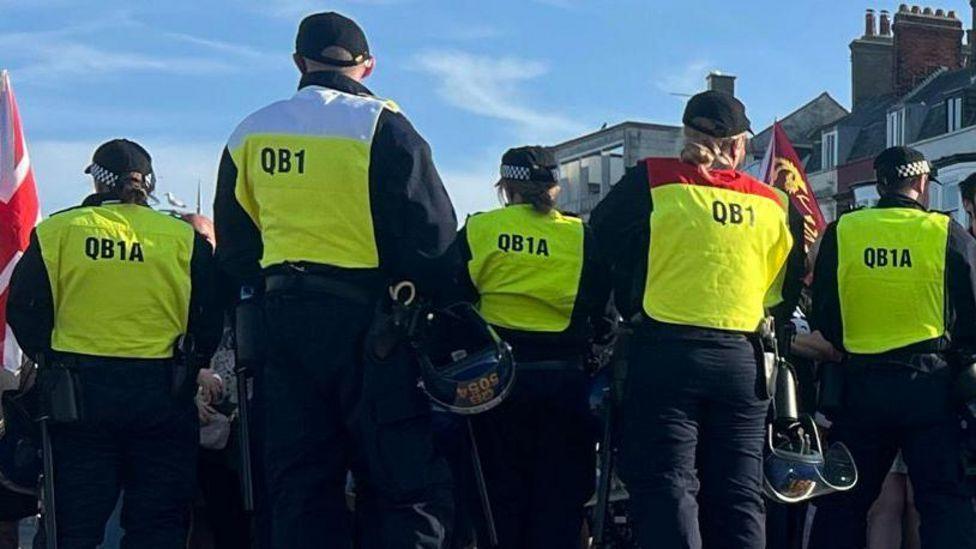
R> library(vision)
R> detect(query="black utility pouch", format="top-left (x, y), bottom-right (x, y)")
top-left (37, 360), bottom-right (82, 425)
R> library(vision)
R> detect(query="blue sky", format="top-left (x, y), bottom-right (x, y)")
top-left (4, 0), bottom-right (965, 217)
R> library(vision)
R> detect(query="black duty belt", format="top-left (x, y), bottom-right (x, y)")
top-left (516, 359), bottom-right (584, 372)
top-left (264, 274), bottom-right (374, 306)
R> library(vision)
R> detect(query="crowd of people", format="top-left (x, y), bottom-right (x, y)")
top-left (1, 9), bottom-right (975, 549)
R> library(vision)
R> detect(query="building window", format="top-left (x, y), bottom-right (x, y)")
top-left (887, 109), bottom-right (906, 146)
top-left (822, 131), bottom-right (838, 169)
top-left (948, 96), bottom-right (963, 133)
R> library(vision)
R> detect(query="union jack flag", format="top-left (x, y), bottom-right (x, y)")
top-left (0, 70), bottom-right (40, 372)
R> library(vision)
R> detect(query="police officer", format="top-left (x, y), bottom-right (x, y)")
top-left (6, 139), bottom-right (222, 548)
top-left (452, 146), bottom-right (610, 548)
top-left (213, 12), bottom-right (457, 549)
top-left (589, 91), bottom-right (805, 549)
top-left (808, 146), bottom-right (976, 549)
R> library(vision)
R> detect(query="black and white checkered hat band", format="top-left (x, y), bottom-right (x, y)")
top-left (500, 164), bottom-right (559, 182)
top-left (894, 161), bottom-right (931, 178)
top-left (500, 164), bottom-right (532, 180)
top-left (88, 163), bottom-right (119, 186)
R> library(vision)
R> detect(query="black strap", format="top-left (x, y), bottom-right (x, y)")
top-left (264, 274), bottom-right (373, 306)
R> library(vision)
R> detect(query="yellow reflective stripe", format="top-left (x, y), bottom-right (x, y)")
top-left (466, 205), bottom-right (584, 332)
top-left (36, 204), bottom-right (194, 358)
top-left (232, 133), bottom-right (378, 269)
top-left (837, 208), bottom-right (948, 353)
top-left (644, 184), bottom-right (791, 331)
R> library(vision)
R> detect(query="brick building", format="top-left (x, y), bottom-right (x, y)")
top-left (803, 3), bottom-right (976, 225)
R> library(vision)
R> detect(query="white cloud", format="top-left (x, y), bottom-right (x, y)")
top-left (28, 139), bottom-right (222, 216)
top-left (656, 60), bottom-right (711, 96)
top-left (0, 20), bottom-right (279, 84)
top-left (412, 50), bottom-right (582, 142)
top-left (163, 32), bottom-right (282, 65)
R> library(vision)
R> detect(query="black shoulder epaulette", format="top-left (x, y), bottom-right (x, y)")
top-left (46, 203), bottom-right (91, 218)
top-left (836, 205), bottom-right (864, 217)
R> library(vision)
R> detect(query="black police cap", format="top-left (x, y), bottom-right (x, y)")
top-left (84, 139), bottom-right (153, 185)
top-left (500, 146), bottom-right (558, 183)
top-left (683, 90), bottom-right (752, 139)
top-left (874, 146), bottom-right (937, 185)
top-left (296, 12), bottom-right (370, 67)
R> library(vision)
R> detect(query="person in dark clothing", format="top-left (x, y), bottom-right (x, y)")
top-left (451, 146), bottom-right (611, 548)
top-left (6, 139), bottom-right (222, 549)
top-left (213, 12), bottom-right (456, 549)
top-left (960, 172), bottom-right (976, 238)
top-left (589, 91), bottom-right (805, 549)
top-left (808, 146), bottom-right (976, 549)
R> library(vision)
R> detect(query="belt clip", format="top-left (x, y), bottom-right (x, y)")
top-left (285, 262), bottom-right (307, 274)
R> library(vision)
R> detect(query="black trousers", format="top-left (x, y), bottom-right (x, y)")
top-left (468, 366), bottom-right (595, 549)
top-left (618, 333), bottom-right (769, 549)
top-left (40, 359), bottom-right (198, 549)
top-left (808, 356), bottom-right (976, 549)
top-left (197, 443), bottom-right (250, 549)
top-left (262, 290), bottom-right (451, 549)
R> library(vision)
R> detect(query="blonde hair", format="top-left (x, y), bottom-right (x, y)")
top-left (679, 127), bottom-right (749, 170)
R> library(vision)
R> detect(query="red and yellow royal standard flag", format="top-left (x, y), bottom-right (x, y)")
top-left (760, 121), bottom-right (825, 252)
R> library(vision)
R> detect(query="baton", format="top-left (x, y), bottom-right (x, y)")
top-left (40, 415), bottom-right (57, 549)
top-left (467, 419), bottom-right (498, 547)
top-left (591, 382), bottom-right (614, 548)
top-left (235, 366), bottom-right (254, 512)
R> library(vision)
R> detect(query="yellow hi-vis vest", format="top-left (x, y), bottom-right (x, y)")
top-left (228, 86), bottom-right (398, 269)
top-left (836, 207), bottom-right (949, 354)
top-left (465, 205), bottom-right (585, 332)
top-left (643, 158), bottom-right (792, 331)
top-left (35, 203), bottom-right (195, 359)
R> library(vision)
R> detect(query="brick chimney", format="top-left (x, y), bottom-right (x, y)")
top-left (892, 5), bottom-right (964, 95)
top-left (706, 71), bottom-right (736, 96)
top-left (970, 1), bottom-right (976, 69)
top-left (851, 8), bottom-right (894, 109)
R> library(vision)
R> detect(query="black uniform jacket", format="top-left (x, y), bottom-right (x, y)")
top-left (213, 71), bottom-right (458, 302)
top-left (7, 193), bottom-right (222, 364)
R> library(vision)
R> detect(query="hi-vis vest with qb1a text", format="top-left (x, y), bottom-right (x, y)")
top-left (228, 87), bottom-right (400, 270)
top-left (35, 203), bottom-right (195, 359)
top-left (466, 204), bottom-right (585, 332)
top-left (836, 207), bottom-right (949, 354)
top-left (643, 158), bottom-right (792, 332)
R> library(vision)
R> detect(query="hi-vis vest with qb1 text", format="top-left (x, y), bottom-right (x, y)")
top-left (466, 205), bottom-right (585, 332)
top-left (228, 87), bottom-right (399, 269)
top-left (836, 207), bottom-right (949, 354)
top-left (35, 203), bottom-right (195, 358)
top-left (643, 158), bottom-right (792, 331)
